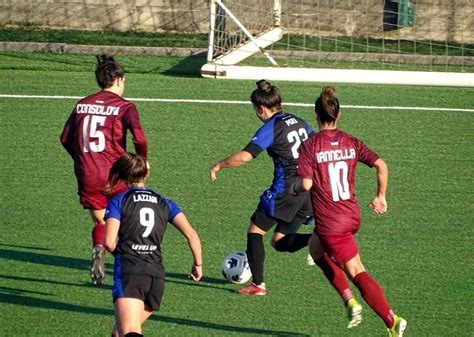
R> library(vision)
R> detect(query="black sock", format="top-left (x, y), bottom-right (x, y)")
top-left (274, 233), bottom-right (311, 252)
top-left (247, 233), bottom-right (265, 285)
top-left (125, 333), bottom-right (143, 337)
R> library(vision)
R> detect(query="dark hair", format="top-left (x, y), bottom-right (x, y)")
top-left (250, 80), bottom-right (282, 112)
top-left (105, 153), bottom-right (148, 194)
top-left (315, 86), bottom-right (340, 123)
top-left (95, 54), bottom-right (125, 89)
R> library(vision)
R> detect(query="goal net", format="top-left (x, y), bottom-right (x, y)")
top-left (201, 0), bottom-right (474, 86)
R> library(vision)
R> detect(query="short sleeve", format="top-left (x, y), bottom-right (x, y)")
top-left (105, 194), bottom-right (124, 221)
top-left (165, 198), bottom-right (182, 222)
top-left (356, 138), bottom-right (379, 167)
top-left (297, 141), bottom-right (314, 179)
top-left (242, 122), bottom-right (275, 157)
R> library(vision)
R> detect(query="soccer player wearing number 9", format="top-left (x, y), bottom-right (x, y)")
top-left (104, 153), bottom-right (202, 337)
top-left (209, 80), bottom-right (314, 295)
top-left (295, 86), bottom-right (406, 336)
top-left (60, 55), bottom-right (148, 285)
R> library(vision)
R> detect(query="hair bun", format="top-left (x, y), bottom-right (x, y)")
top-left (96, 54), bottom-right (115, 65)
top-left (256, 79), bottom-right (273, 93)
top-left (321, 85), bottom-right (336, 98)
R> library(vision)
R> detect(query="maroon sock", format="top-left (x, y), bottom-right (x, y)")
top-left (91, 223), bottom-right (105, 247)
top-left (353, 271), bottom-right (394, 328)
top-left (315, 254), bottom-right (353, 303)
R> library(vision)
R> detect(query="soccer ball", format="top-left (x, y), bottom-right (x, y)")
top-left (221, 251), bottom-right (252, 284)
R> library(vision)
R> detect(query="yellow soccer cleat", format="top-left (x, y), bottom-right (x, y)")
top-left (387, 315), bottom-right (407, 337)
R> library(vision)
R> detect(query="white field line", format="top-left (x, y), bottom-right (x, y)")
top-left (1, 94), bottom-right (473, 112)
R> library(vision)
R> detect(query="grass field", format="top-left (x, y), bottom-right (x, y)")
top-left (0, 52), bottom-right (473, 336)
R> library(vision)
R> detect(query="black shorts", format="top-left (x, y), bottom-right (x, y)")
top-left (251, 192), bottom-right (313, 235)
top-left (112, 273), bottom-right (165, 311)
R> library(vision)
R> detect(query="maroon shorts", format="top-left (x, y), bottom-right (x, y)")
top-left (78, 180), bottom-right (128, 210)
top-left (79, 190), bottom-right (108, 210)
top-left (318, 232), bottom-right (359, 265)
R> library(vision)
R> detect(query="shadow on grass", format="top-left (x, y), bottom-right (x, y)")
top-left (0, 247), bottom-right (91, 270)
top-left (0, 274), bottom-right (111, 290)
top-left (0, 292), bottom-right (309, 336)
top-left (0, 272), bottom-right (231, 293)
top-left (165, 272), bottom-right (236, 293)
top-left (0, 243), bottom-right (52, 251)
top-left (162, 53), bottom-right (206, 78)
top-left (0, 248), bottom-right (231, 291)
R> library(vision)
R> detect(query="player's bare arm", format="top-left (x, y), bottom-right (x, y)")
top-left (209, 150), bottom-right (253, 182)
top-left (104, 218), bottom-right (120, 253)
top-left (171, 212), bottom-right (203, 281)
top-left (367, 158), bottom-right (388, 215)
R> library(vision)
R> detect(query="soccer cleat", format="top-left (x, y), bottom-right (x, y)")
top-left (346, 298), bottom-right (363, 329)
top-left (91, 244), bottom-right (105, 285)
top-left (306, 253), bottom-right (316, 266)
top-left (387, 315), bottom-right (407, 337)
top-left (237, 283), bottom-right (267, 295)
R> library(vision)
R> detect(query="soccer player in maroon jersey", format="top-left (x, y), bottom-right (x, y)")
top-left (60, 55), bottom-right (148, 285)
top-left (293, 86), bottom-right (407, 336)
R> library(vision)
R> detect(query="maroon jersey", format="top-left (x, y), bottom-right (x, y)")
top-left (297, 129), bottom-right (379, 236)
top-left (60, 91), bottom-right (147, 195)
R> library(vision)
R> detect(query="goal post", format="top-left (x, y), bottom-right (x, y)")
top-left (204, 0), bottom-right (283, 67)
top-left (201, 0), bottom-right (474, 87)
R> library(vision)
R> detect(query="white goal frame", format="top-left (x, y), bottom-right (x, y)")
top-left (201, 0), bottom-right (474, 87)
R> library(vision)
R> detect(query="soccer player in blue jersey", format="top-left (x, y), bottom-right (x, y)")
top-left (209, 80), bottom-right (314, 295)
top-left (104, 153), bottom-right (202, 337)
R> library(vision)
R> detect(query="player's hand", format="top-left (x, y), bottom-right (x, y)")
top-left (189, 264), bottom-right (202, 281)
top-left (209, 162), bottom-right (221, 182)
top-left (367, 196), bottom-right (387, 215)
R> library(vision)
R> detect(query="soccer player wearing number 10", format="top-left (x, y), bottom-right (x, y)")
top-left (294, 86), bottom-right (407, 336)
top-left (60, 55), bottom-right (148, 285)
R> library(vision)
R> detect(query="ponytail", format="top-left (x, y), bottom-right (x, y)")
top-left (315, 86), bottom-right (340, 123)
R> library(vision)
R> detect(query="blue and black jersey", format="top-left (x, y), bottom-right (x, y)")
top-left (105, 187), bottom-right (181, 279)
top-left (243, 112), bottom-right (313, 194)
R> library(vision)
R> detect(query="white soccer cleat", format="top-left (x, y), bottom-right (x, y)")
top-left (91, 245), bottom-right (105, 285)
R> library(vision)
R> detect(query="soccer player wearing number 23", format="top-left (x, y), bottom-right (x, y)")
top-left (60, 55), bottom-right (147, 285)
top-left (209, 80), bottom-right (314, 295)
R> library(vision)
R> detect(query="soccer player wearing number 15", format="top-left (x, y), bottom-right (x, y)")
top-left (60, 55), bottom-right (148, 285)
